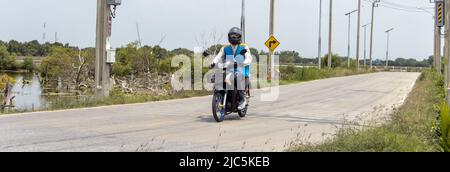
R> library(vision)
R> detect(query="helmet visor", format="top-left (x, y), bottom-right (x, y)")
top-left (229, 34), bottom-right (241, 40)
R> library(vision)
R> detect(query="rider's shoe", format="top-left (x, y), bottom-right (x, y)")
top-left (238, 100), bottom-right (247, 110)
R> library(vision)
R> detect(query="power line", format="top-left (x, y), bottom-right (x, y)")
top-left (382, 1), bottom-right (432, 10)
top-left (379, 4), bottom-right (432, 13)
top-left (363, 0), bottom-right (433, 13)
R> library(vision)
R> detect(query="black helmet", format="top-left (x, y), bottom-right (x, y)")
top-left (228, 27), bottom-right (242, 45)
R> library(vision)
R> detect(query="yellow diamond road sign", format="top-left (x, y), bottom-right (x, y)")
top-left (265, 35), bottom-right (280, 52)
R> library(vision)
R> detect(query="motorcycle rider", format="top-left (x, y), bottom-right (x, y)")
top-left (210, 27), bottom-right (252, 110)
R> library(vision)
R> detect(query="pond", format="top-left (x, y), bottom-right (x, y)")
top-left (4, 72), bottom-right (50, 111)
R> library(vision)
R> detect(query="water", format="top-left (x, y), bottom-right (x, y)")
top-left (4, 73), bottom-right (49, 111)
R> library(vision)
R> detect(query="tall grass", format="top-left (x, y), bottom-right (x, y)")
top-left (438, 102), bottom-right (450, 152)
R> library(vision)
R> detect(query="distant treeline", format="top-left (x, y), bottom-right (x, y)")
top-left (0, 42), bottom-right (35, 71)
top-left (0, 40), bottom-right (77, 57)
top-left (372, 57), bottom-right (433, 67)
top-left (318, 54), bottom-right (433, 68)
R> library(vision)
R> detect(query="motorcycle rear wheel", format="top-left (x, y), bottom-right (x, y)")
top-left (238, 106), bottom-right (247, 118)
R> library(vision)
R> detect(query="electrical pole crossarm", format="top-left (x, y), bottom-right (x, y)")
top-left (345, 9), bottom-right (358, 16)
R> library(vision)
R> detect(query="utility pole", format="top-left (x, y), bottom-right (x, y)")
top-left (328, 0), bottom-right (333, 69)
top-left (345, 9), bottom-right (358, 68)
top-left (356, 0), bottom-right (362, 69)
top-left (369, 0), bottom-right (380, 69)
top-left (95, 0), bottom-right (121, 98)
top-left (269, 0), bottom-right (275, 80)
top-left (385, 28), bottom-right (394, 68)
top-left (433, 1), bottom-right (443, 75)
top-left (419, 4), bottom-right (442, 75)
top-left (362, 23), bottom-right (371, 67)
top-left (318, 0), bottom-right (323, 69)
top-left (436, 18), bottom-right (442, 75)
top-left (241, 0), bottom-right (246, 43)
top-left (444, 0), bottom-right (450, 104)
top-left (436, 25), bottom-right (442, 74)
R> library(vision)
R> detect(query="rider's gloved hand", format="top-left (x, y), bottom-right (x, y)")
top-left (240, 49), bottom-right (247, 56)
top-left (203, 51), bottom-right (210, 57)
top-left (209, 63), bottom-right (216, 69)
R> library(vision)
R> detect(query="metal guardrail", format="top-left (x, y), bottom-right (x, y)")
top-left (278, 65), bottom-right (318, 69)
top-left (279, 64), bottom-right (428, 72)
top-left (372, 66), bottom-right (428, 72)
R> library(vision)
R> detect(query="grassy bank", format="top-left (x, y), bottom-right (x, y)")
top-left (43, 89), bottom-right (211, 111)
top-left (289, 69), bottom-right (445, 152)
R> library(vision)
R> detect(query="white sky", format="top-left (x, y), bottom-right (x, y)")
top-left (0, 0), bottom-right (436, 60)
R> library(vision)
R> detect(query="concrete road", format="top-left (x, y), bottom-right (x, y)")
top-left (0, 72), bottom-right (420, 152)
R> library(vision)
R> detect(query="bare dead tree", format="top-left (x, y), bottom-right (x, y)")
top-left (153, 33), bottom-right (167, 74)
top-left (155, 33), bottom-right (167, 46)
top-left (209, 29), bottom-right (223, 55)
top-left (137, 33), bottom-right (168, 75)
top-left (74, 50), bottom-right (88, 90)
top-left (196, 29), bottom-right (223, 67)
top-left (1, 81), bottom-right (14, 111)
top-left (196, 28), bottom-right (223, 64)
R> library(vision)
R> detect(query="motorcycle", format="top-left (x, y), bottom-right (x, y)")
top-left (209, 61), bottom-right (249, 123)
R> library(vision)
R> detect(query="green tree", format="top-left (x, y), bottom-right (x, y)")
top-left (152, 45), bottom-right (169, 73)
top-left (278, 51), bottom-right (298, 64)
top-left (0, 44), bottom-right (17, 70)
top-left (81, 47), bottom-right (96, 79)
top-left (40, 45), bottom-right (78, 88)
top-left (7, 40), bottom-right (22, 56)
top-left (22, 57), bottom-right (34, 72)
top-left (23, 40), bottom-right (42, 56)
top-left (169, 48), bottom-right (193, 57)
top-left (321, 54), bottom-right (348, 68)
top-left (139, 45), bottom-right (158, 73)
top-left (113, 43), bottom-right (138, 76)
top-left (0, 74), bottom-right (16, 90)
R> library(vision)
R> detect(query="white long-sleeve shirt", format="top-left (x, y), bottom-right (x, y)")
top-left (212, 45), bottom-right (252, 67)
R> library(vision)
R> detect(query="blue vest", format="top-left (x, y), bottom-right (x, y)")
top-left (224, 44), bottom-right (250, 77)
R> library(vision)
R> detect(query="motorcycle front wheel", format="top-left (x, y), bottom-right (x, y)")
top-left (212, 92), bottom-right (226, 122)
